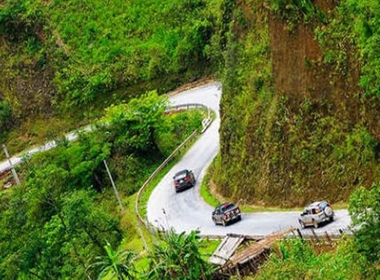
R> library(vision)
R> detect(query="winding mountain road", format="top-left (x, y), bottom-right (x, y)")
top-left (0, 81), bottom-right (352, 238)
top-left (147, 81), bottom-right (352, 238)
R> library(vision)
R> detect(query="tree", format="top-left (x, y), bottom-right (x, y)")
top-left (0, 163), bottom-right (122, 279)
top-left (144, 230), bottom-right (213, 280)
top-left (349, 183), bottom-right (380, 270)
top-left (101, 91), bottom-right (168, 154)
top-left (90, 241), bottom-right (136, 280)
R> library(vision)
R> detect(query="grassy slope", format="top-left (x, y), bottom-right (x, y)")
top-left (0, 0), bottom-right (213, 153)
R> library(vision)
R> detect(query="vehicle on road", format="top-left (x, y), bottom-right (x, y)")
top-left (212, 202), bottom-right (241, 226)
top-left (173, 169), bottom-right (195, 193)
top-left (299, 201), bottom-right (334, 228)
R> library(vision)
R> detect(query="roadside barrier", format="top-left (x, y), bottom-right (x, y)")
top-left (135, 103), bottom-right (213, 231)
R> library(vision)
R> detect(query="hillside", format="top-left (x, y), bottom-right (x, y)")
top-left (214, 0), bottom-right (380, 206)
top-left (0, 0), bottom-right (214, 149)
top-left (2, 0), bottom-right (380, 206)
top-left (1, 0), bottom-right (380, 279)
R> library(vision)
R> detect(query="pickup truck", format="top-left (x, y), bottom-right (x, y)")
top-left (212, 202), bottom-right (241, 226)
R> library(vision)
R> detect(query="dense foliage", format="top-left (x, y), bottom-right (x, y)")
top-left (0, 0), bottom-right (214, 145)
top-left (343, 0), bottom-right (380, 96)
top-left (349, 183), bottom-right (380, 270)
top-left (1, 0), bottom-right (380, 278)
top-left (0, 92), bottom-right (204, 279)
top-left (46, 0), bottom-right (213, 108)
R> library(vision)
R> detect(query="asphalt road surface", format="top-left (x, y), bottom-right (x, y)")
top-left (146, 81), bottom-right (352, 238)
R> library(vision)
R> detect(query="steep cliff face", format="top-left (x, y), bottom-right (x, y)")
top-left (216, 0), bottom-right (380, 206)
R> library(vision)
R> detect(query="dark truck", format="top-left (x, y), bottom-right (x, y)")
top-left (212, 202), bottom-right (241, 226)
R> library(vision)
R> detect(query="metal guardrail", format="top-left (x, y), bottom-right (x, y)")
top-left (165, 103), bottom-right (212, 133)
top-left (134, 104), bottom-right (213, 230)
top-left (134, 130), bottom-right (198, 228)
top-left (165, 103), bottom-right (210, 119)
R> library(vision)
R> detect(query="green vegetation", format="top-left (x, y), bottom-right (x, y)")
top-left (2, 0), bottom-right (379, 210)
top-left (200, 164), bottom-right (221, 207)
top-left (0, 92), bottom-right (204, 279)
top-left (144, 230), bottom-right (214, 279)
top-left (0, 101), bottom-right (11, 138)
top-left (269, 0), bottom-right (325, 24)
top-left (340, 0), bottom-right (380, 97)
top-left (89, 241), bottom-right (137, 280)
top-left (1, 0), bottom-right (380, 278)
top-left (0, 0), bottom-right (215, 148)
top-left (45, 0), bottom-right (213, 108)
top-left (349, 183), bottom-right (380, 268)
